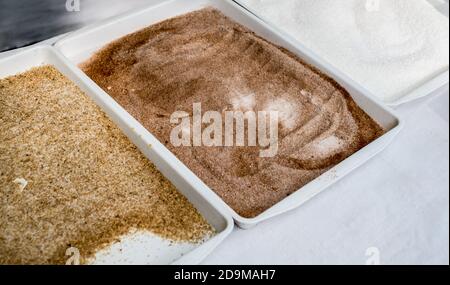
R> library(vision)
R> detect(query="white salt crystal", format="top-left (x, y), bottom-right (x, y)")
top-left (241, 0), bottom-right (449, 102)
top-left (13, 178), bottom-right (28, 191)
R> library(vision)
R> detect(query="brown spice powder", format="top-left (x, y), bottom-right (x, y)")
top-left (82, 8), bottom-right (385, 218)
top-left (0, 66), bottom-right (213, 265)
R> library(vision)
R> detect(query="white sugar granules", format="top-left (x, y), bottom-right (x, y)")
top-left (241, 0), bottom-right (449, 102)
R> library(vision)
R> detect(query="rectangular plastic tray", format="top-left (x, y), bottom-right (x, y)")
top-left (0, 45), bottom-right (233, 264)
top-left (54, 0), bottom-right (403, 229)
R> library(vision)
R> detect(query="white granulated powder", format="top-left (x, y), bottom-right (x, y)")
top-left (241, 0), bottom-right (449, 102)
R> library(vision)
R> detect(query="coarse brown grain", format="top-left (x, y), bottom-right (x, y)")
top-left (81, 8), bottom-right (385, 218)
top-left (0, 66), bottom-right (213, 265)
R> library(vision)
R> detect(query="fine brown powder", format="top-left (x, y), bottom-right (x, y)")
top-left (82, 8), bottom-right (385, 218)
top-left (0, 66), bottom-right (213, 264)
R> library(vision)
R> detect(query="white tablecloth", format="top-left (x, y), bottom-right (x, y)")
top-left (204, 87), bottom-right (449, 265)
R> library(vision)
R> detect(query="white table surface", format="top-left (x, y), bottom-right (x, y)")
top-left (1, 0), bottom-right (448, 265)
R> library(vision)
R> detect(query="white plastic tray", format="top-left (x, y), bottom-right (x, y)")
top-left (54, 0), bottom-right (403, 229)
top-left (233, 0), bottom-right (450, 107)
top-left (0, 45), bottom-right (234, 265)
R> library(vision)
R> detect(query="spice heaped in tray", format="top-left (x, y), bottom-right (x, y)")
top-left (81, 8), bottom-right (385, 218)
top-left (0, 66), bottom-right (213, 264)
